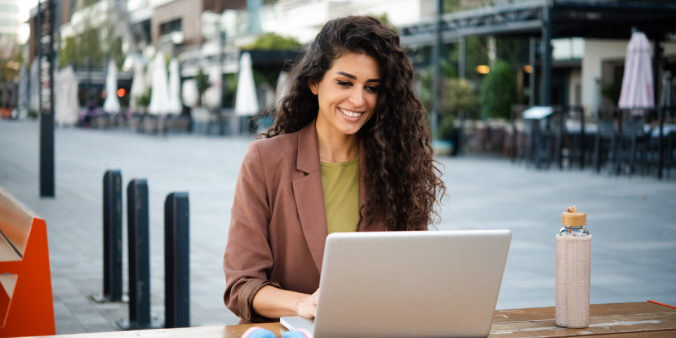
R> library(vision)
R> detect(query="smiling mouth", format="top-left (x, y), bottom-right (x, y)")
top-left (338, 107), bottom-right (364, 118)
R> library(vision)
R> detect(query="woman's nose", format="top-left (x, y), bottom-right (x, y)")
top-left (349, 89), bottom-right (365, 107)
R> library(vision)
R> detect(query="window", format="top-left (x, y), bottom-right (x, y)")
top-left (159, 19), bottom-right (182, 36)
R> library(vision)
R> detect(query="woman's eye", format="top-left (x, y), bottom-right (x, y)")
top-left (337, 80), bottom-right (351, 87)
top-left (365, 86), bottom-right (380, 93)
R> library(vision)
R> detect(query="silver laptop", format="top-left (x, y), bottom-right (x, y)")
top-left (281, 230), bottom-right (512, 338)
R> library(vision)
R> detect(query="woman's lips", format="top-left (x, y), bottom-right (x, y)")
top-left (338, 107), bottom-right (364, 122)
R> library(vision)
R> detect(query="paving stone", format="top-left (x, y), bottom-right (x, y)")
top-left (83, 324), bottom-right (118, 333)
top-left (55, 324), bottom-right (87, 335)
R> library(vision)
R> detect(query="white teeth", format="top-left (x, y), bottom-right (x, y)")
top-left (339, 108), bottom-right (363, 118)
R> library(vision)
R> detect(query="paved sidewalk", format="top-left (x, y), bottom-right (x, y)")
top-left (0, 120), bottom-right (674, 334)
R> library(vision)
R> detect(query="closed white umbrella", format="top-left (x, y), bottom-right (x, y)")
top-left (54, 66), bottom-right (80, 126)
top-left (103, 60), bottom-right (121, 114)
top-left (619, 32), bottom-right (654, 109)
top-left (167, 58), bottom-right (182, 115)
top-left (145, 56), bottom-right (154, 89)
top-left (235, 52), bottom-right (259, 116)
top-left (148, 52), bottom-right (170, 115)
top-left (130, 58), bottom-right (147, 110)
top-left (15, 64), bottom-right (28, 119)
top-left (29, 58), bottom-right (39, 111)
top-left (203, 66), bottom-right (222, 110)
top-left (18, 65), bottom-right (27, 108)
top-left (182, 79), bottom-right (198, 107)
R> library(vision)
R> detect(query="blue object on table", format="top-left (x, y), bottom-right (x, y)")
top-left (282, 331), bottom-right (307, 338)
top-left (246, 328), bottom-right (276, 338)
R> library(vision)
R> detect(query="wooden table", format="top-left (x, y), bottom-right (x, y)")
top-left (41, 302), bottom-right (676, 338)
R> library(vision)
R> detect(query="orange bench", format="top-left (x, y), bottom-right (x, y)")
top-left (0, 187), bottom-right (55, 337)
top-left (0, 109), bottom-right (11, 119)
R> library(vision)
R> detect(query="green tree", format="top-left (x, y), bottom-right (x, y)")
top-left (242, 33), bottom-right (302, 50)
top-left (194, 68), bottom-right (210, 107)
top-left (479, 60), bottom-right (516, 119)
top-left (439, 78), bottom-right (478, 137)
top-left (601, 83), bottom-right (621, 106)
top-left (58, 7), bottom-right (124, 70)
top-left (369, 13), bottom-right (397, 33)
top-left (59, 37), bottom-right (78, 68)
top-left (58, 24), bottom-right (104, 68)
top-left (137, 88), bottom-right (152, 108)
top-left (443, 0), bottom-right (492, 13)
top-left (419, 58), bottom-right (457, 113)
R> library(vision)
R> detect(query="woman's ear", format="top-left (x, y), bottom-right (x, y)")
top-left (309, 80), bottom-right (318, 95)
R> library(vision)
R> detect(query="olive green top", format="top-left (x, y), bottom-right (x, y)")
top-left (320, 156), bottom-right (360, 234)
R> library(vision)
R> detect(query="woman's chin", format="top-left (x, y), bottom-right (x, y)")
top-left (334, 120), bottom-right (363, 136)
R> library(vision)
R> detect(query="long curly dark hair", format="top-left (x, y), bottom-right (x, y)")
top-left (259, 15), bottom-right (446, 231)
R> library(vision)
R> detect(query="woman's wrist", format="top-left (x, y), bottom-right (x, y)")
top-left (291, 294), bottom-right (307, 316)
top-left (252, 286), bottom-right (311, 319)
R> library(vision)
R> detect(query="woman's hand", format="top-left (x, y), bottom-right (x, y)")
top-left (296, 289), bottom-right (319, 319)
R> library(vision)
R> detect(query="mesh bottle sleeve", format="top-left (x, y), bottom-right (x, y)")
top-left (556, 235), bottom-right (591, 328)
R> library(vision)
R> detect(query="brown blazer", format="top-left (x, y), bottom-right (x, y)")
top-left (223, 119), bottom-right (386, 323)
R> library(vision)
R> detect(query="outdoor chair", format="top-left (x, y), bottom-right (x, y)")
top-left (93, 115), bottom-right (111, 129)
top-left (129, 115), bottom-right (142, 132)
top-left (650, 130), bottom-right (676, 178)
top-left (115, 113), bottom-right (127, 128)
top-left (616, 118), bottom-right (650, 176)
top-left (592, 120), bottom-right (618, 174)
top-left (550, 115), bottom-right (570, 168)
top-left (564, 108), bottom-right (593, 169)
top-left (515, 119), bottom-right (534, 165)
top-left (172, 115), bottom-right (191, 133)
top-left (192, 108), bottom-right (220, 135)
top-left (533, 118), bottom-right (554, 169)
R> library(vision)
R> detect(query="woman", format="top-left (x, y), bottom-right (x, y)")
top-left (223, 16), bottom-right (446, 324)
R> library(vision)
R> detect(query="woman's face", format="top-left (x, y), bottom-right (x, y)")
top-left (310, 53), bottom-right (380, 136)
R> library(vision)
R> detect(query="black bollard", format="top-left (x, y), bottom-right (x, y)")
top-left (117, 179), bottom-right (162, 330)
top-left (164, 192), bottom-right (190, 328)
top-left (93, 170), bottom-right (124, 303)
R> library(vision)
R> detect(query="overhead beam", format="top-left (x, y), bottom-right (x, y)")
top-left (400, 1), bottom-right (545, 47)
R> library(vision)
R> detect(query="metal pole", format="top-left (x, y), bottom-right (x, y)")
top-left (99, 170), bottom-right (123, 302)
top-left (511, 108), bottom-right (517, 163)
top-left (164, 192), bottom-right (190, 328)
top-left (655, 41), bottom-right (665, 179)
top-left (458, 36), bottom-right (466, 155)
top-left (38, 0), bottom-right (55, 197)
top-left (220, 27), bottom-right (227, 136)
top-left (658, 106), bottom-right (664, 180)
top-left (529, 37), bottom-right (537, 107)
top-left (458, 36), bottom-right (466, 80)
top-left (118, 179), bottom-right (162, 330)
top-left (541, 3), bottom-right (552, 106)
top-left (431, 0), bottom-right (443, 136)
top-left (557, 108), bottom-right (563, 169)
top-left (580, 107), bottom-right (586, 169)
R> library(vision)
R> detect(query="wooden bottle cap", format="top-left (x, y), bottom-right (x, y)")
top-left (562, 206), bottom-right (586, 226)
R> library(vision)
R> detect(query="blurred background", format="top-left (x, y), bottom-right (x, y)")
top-left (0, 0), bottom-right (675, 161)
top-left (0, 0), bottom-right (675, 335)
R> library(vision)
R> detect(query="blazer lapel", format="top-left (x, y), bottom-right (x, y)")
top-left (292, 119), bottom-right (329, 272)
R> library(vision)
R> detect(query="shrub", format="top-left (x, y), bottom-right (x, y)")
top-left (479, 60), bottom-right (517, 119)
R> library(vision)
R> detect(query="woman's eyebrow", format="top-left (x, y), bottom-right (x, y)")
top-left (336, 71), bottom-right (381, 83)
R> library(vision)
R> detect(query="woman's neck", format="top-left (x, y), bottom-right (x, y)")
top-left (316, 116), bottom-right (359, 163)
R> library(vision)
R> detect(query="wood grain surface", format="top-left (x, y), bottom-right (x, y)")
top-left (33, 302), bottom-right (676, 338)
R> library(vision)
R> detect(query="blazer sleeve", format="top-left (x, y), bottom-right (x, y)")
top-left (223, 141), bottom-right (281, 323)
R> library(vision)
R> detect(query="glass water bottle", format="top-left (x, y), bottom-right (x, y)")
top-left (556, 206), bottom-right (591, 328)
